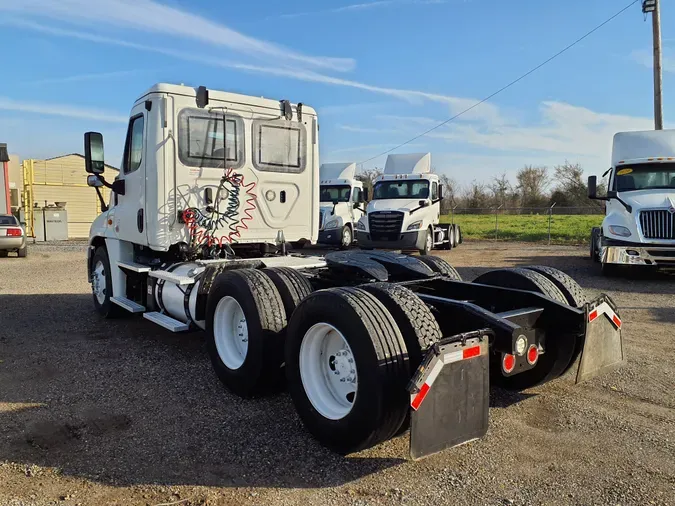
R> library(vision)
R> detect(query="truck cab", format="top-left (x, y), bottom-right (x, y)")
top-left (589, 129), bottom-right (675, 274)
top-left (356, 153), bottom-right (455, 255)
top-left (87, 83), bottom-right (319, 261)
top-left (317, 162), bottom-right (365, 248)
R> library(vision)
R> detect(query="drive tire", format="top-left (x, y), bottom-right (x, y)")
top-left (472, 268), bottom-right (575, 390)
top-left (206, 269), bottom-right (287, 398)
top-left (441, 227), bottom-right (453, 250)
top-left (457, 225), bottom-right (463, 244)
top-left (91, 247), bottom-right (123, 319)
top-left (262, 267), bottom-right (314, 321)
top-left (285, 287), bottom-right (410, 454)
top-left (360, 283), bottom-right (442, 434)
top-left (452, 224), bottom-right (460, 247)
top-left (523, 265), bottom-right (587, 307)
top-left (416, 255), bottom-right (462, 280)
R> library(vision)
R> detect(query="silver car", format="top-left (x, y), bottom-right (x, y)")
top-left (0, 214), bottom-right (27, 258)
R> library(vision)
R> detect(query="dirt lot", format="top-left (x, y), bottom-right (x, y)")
top-left (0, 241), bottom-right (673, 506)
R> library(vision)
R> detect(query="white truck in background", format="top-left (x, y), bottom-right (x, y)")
top-left (317, 162), bottom-right (365, 248)
top-left (588, 129), bottom-right (675, 275)
top-left (356, 153), bottom-right (461, 255)
top-left (81, 83), bottom-right (624, 460)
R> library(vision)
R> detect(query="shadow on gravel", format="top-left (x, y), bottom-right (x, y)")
top-left (0, 294), bottom-right (404, 489)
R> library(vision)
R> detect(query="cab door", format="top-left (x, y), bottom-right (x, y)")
top-left (114, 107), bottom-right (147, 245)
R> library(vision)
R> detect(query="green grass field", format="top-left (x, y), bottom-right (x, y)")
top-left (439, 214), bottom-right (603, 244)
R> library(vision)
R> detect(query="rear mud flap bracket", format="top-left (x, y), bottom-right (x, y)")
top-left (408, 334), bottom-right (490, 460)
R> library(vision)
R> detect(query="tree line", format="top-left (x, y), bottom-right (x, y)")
top-left (355, 161), bottom-right (607, 213)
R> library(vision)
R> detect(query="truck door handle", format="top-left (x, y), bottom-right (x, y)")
top-left (137, 209), bottom-right (144, 233)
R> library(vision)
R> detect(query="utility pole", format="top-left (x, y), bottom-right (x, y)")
top-left (643, 0), bottom-right (663, 130)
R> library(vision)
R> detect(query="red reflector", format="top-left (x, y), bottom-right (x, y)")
top-left (612, 314), bottom-right (622, 329)
top-left (463, 345), bottom-right (481, 360)
top-left (502, 353), bottom-right (515, 373)
top-left (411, 383), bottom-right (430, 411)
top-left (6, 228), bottom-right (22, 237)
top-left (588, 310), bottom-right (598, 322)
top-left (527, 345), bottom-right (539, 365)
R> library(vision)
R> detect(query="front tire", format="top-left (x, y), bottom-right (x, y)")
top-left (91, 247), bottom-right (122, 318)
top-left (340, 225), bottom-right (353, 250)
top-left (419, 227), bottom-right (433, 256)
top-left (285, 288), bottom-right (410, 454)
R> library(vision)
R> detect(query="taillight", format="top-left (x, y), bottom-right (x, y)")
top-left (7, 228), bottom-right (22, 237)
top-left (527, 345), bottom-right (539, 365)
top-left (502, 353), bottom-right (516, 374)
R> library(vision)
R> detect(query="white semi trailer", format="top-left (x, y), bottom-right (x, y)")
top-left (356, 153), bottom-right (461, 255)
top-left (85, 83), bottom-right (625, 459)
top-left (317, 162), bottom-right (365, 248)
top-left (588, 129), bottom-right (675, 275)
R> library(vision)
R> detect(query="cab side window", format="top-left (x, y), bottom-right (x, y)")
top-left (431, 182), bottom-right (438, 200)
top-left (352, 187), bottom-right (362, 203)
top-left (123, 115), bottom-right (145, 174)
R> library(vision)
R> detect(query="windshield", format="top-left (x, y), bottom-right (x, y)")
top-left (0, 215), bottom-right (18, 226)
top-left (320, 185), bottom-right (351, 203)
top-left (373, 180), bottom-right (429, 200)
top-left (613, 163), bottom-right (675, 192)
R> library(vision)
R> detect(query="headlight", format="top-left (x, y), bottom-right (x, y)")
top-left (356, 220), bottom-right (366, 231)
top-left (407, 220), bottom-right (423, 231)
top-left (324, 219), bottom-right (340, 229)
top-left (608, 225), bottom-right (631, 237)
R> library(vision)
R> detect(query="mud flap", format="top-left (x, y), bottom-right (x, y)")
top-left (408, 334), bottom-right (490, 460)
top-left (575, 295), bottom-right (626, 384)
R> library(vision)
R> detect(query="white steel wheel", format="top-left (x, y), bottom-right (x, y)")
top-left (213, 296), bottom-right (249, 370)
top-left (92, 260), bottom-right (107, 305)
top-left (341, 226), bottom-right (352, 248)
top-left (299, 323), bottom-right (358, 420)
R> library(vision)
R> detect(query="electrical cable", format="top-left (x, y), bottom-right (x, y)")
top-left (357, 0), bottom-right (640, 165)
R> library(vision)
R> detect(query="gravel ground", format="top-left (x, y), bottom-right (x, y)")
top-left (0, 241), bottom-right (673, 506)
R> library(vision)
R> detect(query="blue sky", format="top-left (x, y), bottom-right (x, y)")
top-left (0, 0), bottom-right (673, 185)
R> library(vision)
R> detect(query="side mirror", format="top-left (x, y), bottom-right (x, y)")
top-left (87, 175), bottom-right (103, 188)
top-left (419, 200), bottom-right (429, 207)
top-left (112, 179), bottom-right (126, 196)
top-left (438, 184), bottom-right (444, 200)
top-left (363, 188), bottom-right (369, 201)
top-left (332, 199), bottom-right (339, 206)
top-left (587, 176), bottom-right (597, 199)
top-left (84, 132), bottom-right (105, 174)
top-left (353, 202), bottom-right (360, 209)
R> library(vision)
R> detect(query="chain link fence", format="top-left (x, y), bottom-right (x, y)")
top-left (440, 206), bottom-right (604, 245)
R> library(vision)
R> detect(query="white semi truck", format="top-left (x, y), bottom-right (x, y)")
top-left (317, 162), bottom-right (365, 248)
top-left (84, 83), bottom-right (625, 459)
top-left (355, 153), bottom-right (461, 255)
top-left (588, 129), bottom-right (675, 275)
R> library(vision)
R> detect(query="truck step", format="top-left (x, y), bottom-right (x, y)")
top-left (143, 312), bottom-right (190, 332)
top-left (117, 261), bottom-right (152, 273)
top-left (148, 270), bottom-right (195, 286)
top-left (111, 296), bottom-right (146, 313)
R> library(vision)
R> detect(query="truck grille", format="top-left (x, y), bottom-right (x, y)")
top-left (639, 210), bottom-right (675, 240)
top-left (368, 211), bottom-right (404, 241)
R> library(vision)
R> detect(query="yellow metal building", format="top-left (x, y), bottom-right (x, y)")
top-left (21, 154), bottom-right (117, 238)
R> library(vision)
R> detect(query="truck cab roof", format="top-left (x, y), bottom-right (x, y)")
top-left (134, 83), bottom-right (317, 116)
top-left (612, 129), bottom-right (675, 167)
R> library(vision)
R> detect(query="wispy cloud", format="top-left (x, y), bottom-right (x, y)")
top-left (630, 48), bottom-right (675, 73)
top-left (0, 0), bottom-right (354, 72)
top-left (272, 0), bottom-right (448, 20)
top-left (5, 18), bottom-right (502, 124)
top-left (0, 96), bottom-right (127, 123)
top-left (26, 69), bottom-right (157, 86)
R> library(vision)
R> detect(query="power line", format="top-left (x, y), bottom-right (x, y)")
top-left (358, 0), bottom-right (640, 165)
